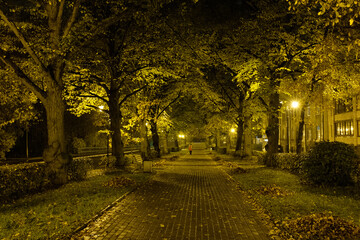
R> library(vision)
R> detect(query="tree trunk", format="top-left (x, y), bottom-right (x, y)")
top-left (235, 119), bottom-right (244, 152)
top-left (42, 90), bottom-right (71, 186)
top-left (216, 129), bottom-right (221, 151)
top-left (226, 132), bottom-right (231, 154)
top-left (235, 94), bottom-right (245, 155)
top-left (140, 118), bottom-right (149, 161)
top-left (266, 83), bottom-right (281, 156)
top-left (150, 119), bottom-right (161, 158)
top-left (244, 117), bottom-right (252, 156)
top-left (108, 97), bottom-right (124, 168)
top-left (163, 131), bottom-right (169, 154)
top-left (296, 103), bottom-right (306, 154)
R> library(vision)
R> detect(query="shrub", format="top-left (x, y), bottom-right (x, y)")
top-left (0, 163), bottom-right (47, 201)
top-left (68, 157), bottom-right (93, 181)
top-left (212, 156), bottom-right (221, 161)
top-left (99, 155), bottom-right (116, 168)
top-left (71, 137), bottom-right (86, 154)
top-left (303, 141), bottom-right (359, 186)
top-left (103, 176), bottom-right (136, 188)
top-left (276, 153), bottom-right (306, 174)
top-left (257, 152), bottom-right (307, 174)
top-left (149, 149), bottom-right (159, 159)
top-left (277, 213), bottom-right (360, 240)
top-left (0, 129), bottom-right (17, 159)
top-left (261, 153), bottom-right (278, 167)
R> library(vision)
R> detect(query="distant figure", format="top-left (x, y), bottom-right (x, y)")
top-left (189, 144), bottom-right (193, 155)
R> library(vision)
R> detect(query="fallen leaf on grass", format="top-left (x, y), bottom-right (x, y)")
top-left (103, 176), bottom-right (136, 188)
top-left (255, 184), bottom-right (292, 198)
top-left (277, 213), bottom-right (360, 240)
top-left (153, 160), bottom-right (167, 167)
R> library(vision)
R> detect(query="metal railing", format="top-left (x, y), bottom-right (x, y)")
top-left (1, 146), bottom-right (140, 166)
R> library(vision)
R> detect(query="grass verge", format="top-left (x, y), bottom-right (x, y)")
top-left (218, 155), bottom-right (360, 238)
top-left (0, 170), bottom-right (151, 240)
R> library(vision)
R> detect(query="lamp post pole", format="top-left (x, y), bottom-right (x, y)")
top-left (287, 107), bottom-right (290, 153)
top-left (289, 101), bottom-right (299, 153)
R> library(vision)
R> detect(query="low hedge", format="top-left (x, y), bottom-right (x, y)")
top-left (0, 157), bottom-right (93, 202)
top-left (275, 153), bottom-right (306, 174)
top-left (258, 152), bottom-right (305, 174)
top-left (258, 141), bottom-right (360, 186)
top-left (0, 162), bottom-right (47, 201)
top-left (68, 157), bottom-right (93, 181)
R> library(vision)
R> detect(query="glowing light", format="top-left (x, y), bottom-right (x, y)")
top-left (230, 128), bottom-right (236, 133)
top-left (291, 101), bottom-right (299, 108)
top-left (178, 134), bottom-right (185, 139)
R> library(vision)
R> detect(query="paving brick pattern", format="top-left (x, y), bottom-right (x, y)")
top-left (72, 150), bottom-right (270, 240)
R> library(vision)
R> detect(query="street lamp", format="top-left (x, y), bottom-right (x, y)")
top-left (291, 101), bottom-right (299, 109)
top-left (229, 128), bottom-right (236, 150)
top-left (178, 134), bottom-right (185, 149)
top-left (99, 105), bottom-right (110, 157)
top-left (287, 100), bottom-right (299, 152)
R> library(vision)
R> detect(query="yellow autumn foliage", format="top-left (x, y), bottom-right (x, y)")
top-left (277, 213), bottom-right (360, 239)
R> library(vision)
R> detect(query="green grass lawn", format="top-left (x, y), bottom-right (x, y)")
top-left (0, 171), bottom-right (151, 240)
top-left (219, 156), bottom-right (360, 236)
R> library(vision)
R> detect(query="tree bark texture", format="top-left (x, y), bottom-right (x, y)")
top-left (108, 96), bottom-right (125, 167)
top-left (140, 118), bottom-right (149, 161)
top-left (0, 1), bottom-right (81, 186)
top-left (235, 119), bottom-right (244, 152)
top-left (42, 89), bottom-right (71, 186)
top-left (150, 119), bottom-right (161, 158)
top-left (244, 117), bottom-right (252, 156)
top-left (266, 89), bottom-right (281, 160)
top-left (296, 103), bottom-right (306, 154)
top-left (216, 129), bottom-right (221, 151)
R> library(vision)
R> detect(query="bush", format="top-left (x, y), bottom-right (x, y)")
top-left (261, 153), bottom-right (278, 168)
top-left (303, 141), bottom-right (359, 186)
top-left (257, 152), bottom-right (306, 174)
top-left (149, 149), bottom-right (159, 159)
top-left (68, 157), bottom-right (93, 181)
top-left (100, 155), bottom-right (117, 168)
top-left (0, 163), bottom-right (47, 202)
top-left (276, 153), bottom-right (306, 174)
top-left (277, 213), bottom-right (360, 240)
top-left (71, 137), bottom-right (86, 154)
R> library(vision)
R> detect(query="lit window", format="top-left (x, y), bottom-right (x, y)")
top-left (335, 120), bottom-right (354, 136)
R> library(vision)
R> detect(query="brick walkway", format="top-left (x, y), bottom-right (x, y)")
top-left (72, 150), bottom-right (270, 240)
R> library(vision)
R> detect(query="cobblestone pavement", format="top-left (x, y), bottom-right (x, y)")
top-left (72, 150), bottom-right (270, 240)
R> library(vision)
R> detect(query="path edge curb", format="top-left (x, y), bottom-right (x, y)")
top-left (69, 174), bottom-right (155, 239)
top-left (218, 162), bottom-right (281, 240)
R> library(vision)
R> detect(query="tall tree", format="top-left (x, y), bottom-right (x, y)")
top-left (0, 0), bottom-right (81, 185)
top-left (230, 0), bottom-right (327, 157)
top-left (67, 1), bottom-right (179, 166)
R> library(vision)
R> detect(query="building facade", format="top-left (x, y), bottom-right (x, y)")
top-left (278, 97), bottom-right (360, 153)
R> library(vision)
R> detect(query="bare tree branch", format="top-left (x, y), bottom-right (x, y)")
top-left (80, 91), bottom-right (108, 103)
top-left (0, 8), bottom-right (50, 77)
top-left (89, 74), bottom-right (110, 95)
top-left (0, 49), bottom-right (47, 103)
top-left (63, 0), bottom-right (81, 38)
top-left (86, 104), bottom-right (109, 114)
top-left (157, 91), bottom-right (182, 118)
top-left (119, 84), bottom-right (148, 106)
top-left (57, 0), bottom-right (66, 32)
